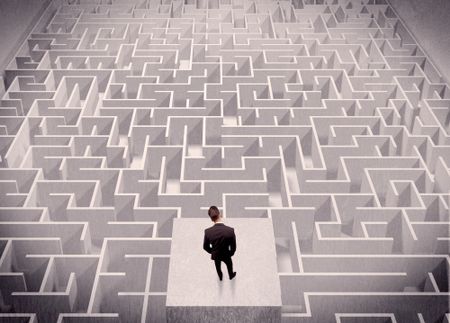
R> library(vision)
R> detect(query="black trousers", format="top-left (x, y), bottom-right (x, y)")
top-left (214, 257), bottom-right (233, 278)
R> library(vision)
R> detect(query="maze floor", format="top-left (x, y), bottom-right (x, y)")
top-left (0, 0), bottom-right (449, 322)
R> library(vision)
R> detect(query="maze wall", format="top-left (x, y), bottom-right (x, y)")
top-left (0, 0), bottom-right (450, 322)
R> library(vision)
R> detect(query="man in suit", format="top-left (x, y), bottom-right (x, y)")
top-left (203, 206), bottom-right (237, 281)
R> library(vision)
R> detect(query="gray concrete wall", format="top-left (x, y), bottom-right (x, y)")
top-left (388, 0), bottom-right (450, 84)
top-left (0, 0), bottom-right (52, 82)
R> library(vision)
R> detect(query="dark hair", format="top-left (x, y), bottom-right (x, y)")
top-left (208, 206), bottom-right (220, 222)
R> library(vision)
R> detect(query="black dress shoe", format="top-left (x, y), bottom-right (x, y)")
top-left (229, 272), bottom-right (236, 280)
top-left (218, 273), bottom-right (223, 281)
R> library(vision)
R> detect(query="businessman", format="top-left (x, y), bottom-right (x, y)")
top-left (203, 206), bottom-right (237, 281)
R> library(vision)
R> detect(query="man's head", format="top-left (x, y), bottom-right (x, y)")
top-left (208, 206), bottom-right (221, 222)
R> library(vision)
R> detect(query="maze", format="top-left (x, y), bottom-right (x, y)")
top-left (0, 0), bottom-right (450, 322)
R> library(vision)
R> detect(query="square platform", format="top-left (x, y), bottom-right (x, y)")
top-left (166, 218), bottom-right (282, 323)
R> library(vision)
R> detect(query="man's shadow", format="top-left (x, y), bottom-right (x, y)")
top-left (215, 274), bottom-right (237, 298)
top-left (230, 274), bottom-right (236, 297)
top-left (216, 277), bottom-right (224, 297)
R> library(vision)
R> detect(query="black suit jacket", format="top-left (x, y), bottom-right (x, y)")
top-left (203, 223), bottom-right (236, 260)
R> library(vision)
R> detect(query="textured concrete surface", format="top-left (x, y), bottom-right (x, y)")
top-left (166, 218), bottom-right (282, 322)
top-left (167, 306), bottom-right (282, 323)
top-left (388, 0), bottom-right (450, 84)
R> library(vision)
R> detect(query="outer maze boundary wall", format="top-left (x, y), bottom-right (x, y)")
top-left (0, 0), bottom-right (449, 322)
